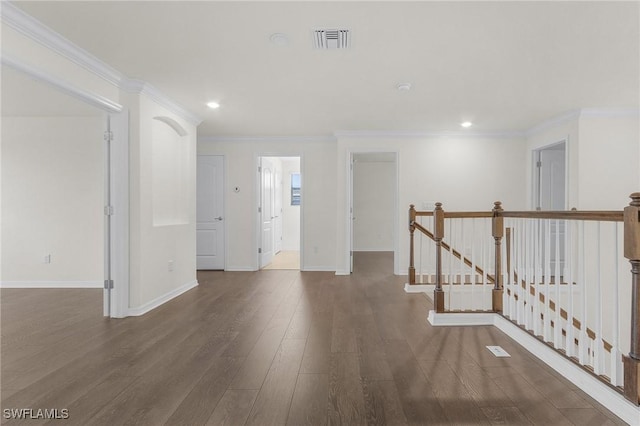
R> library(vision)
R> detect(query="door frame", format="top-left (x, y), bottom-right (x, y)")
top-left (3, 57), bottom-right (130, 318)
top-left (531, 138), bottom-right (569, 210)
top-left (346, 149), bottom-right (400, 275)
top-left (255, 153), bottom-right (304, 270)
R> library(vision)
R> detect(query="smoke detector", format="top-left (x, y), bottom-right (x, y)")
top-left (313, 29), bottom-right (351, 49)
top-left (397, 83), bottom-right (412, 91)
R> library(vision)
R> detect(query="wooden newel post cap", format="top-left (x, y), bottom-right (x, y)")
top-left (410, 204), bottom-right (415, 209)
top-left (434, 202), bottom-right (443, 210)
top-left (625, 193), bottom-right (640, 260)
top-left (493, 201), bottom-right (503, 212)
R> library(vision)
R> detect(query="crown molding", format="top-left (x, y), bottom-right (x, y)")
top-left (524, 110), bottom-right (581, 138)
top-left (333, 130), bottom-right (526, 139)
top-left (1, 1), bottom-right (125, 86)
top-left (579, 107), bottom-right (640, 118)
top-left (2, 53), bottom-right (123, 113)
top-left (123, 79), bottom-right (203, 126)
top-left (198, 135), bottom-right (337, 144)
top-left (1, 1), bottom-right (202, 126)
top-left (524, 108), bottom-right (640, 138)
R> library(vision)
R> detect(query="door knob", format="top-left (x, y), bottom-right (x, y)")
top-left (214, 216), bottom-right (223, 221)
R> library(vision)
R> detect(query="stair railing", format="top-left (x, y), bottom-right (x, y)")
top-left (407, 192), bottom-right (640, 405)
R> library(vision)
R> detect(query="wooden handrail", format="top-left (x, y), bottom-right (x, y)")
top-left (413, 209), bottom-right (623, 222)
top-left (445, 211), bottom-right (494, 219)
top-left (502, 210), bottom-right (622, 221)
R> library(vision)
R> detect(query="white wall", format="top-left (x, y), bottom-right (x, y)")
top-left (577, 113), bottom-right (639, 209)
top-left (128, 93), bottom-right (197, 310)
top-left (280, 158), bottom-right (301, 251)
top-left (335, 135), bottom-right (528, 275)
top-left (1, 116), bottom-right (104, 284)
top-left (353, 158), bottom-right (395, 251)
top-left (198, 139), bottom-right (336, 271)
top-left (526, 111), bottom-right (639, 210)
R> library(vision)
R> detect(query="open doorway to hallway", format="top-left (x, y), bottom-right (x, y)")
top-left (350, 152), bottom-right (398, 274)
top-left (1, 65), bottom-right (108, 317)
top-left (259, 156), bottom-right (301, 270)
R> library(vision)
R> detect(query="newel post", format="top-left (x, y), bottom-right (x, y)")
top-left (623, 192), bottom-right (640, 405)
top-left (408, 204), bottom-right (416, 285)
top-left (433, 202), bottom-right (445, 313)
top-left (492, 201), bottom-right (504, 313)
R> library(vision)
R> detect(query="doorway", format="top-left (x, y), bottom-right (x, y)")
top-left (534, 140), bottom-right (567, 211)
top-left (533, 140), bottom-right (567, 273)
top-left (349, 152), bottom-right (398, 274)
top-left (1, 63), bottom-right (128, 318)
top-left (258, 156), bottom-right (301, 270)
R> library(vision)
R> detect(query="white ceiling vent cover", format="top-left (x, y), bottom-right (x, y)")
top-left (313, 29), bottom-right (350, 49)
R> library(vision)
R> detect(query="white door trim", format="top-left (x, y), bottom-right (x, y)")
top-left (345, 149), bottom-right (400, 275)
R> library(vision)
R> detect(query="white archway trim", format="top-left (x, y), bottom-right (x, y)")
top-left (153, 116), bottom-right (188, 137)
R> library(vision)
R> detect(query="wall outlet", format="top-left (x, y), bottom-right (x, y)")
top-left (44, 254), bottom-right (51, 264)
top-left (168, 260), bottom-right (174, 272)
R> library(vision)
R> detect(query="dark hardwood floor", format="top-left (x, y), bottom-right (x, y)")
top-left (1, 252), bottom-right (625, 425)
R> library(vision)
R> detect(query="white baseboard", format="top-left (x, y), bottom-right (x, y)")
top-left (404, 283), bottom-right (435, 293)
top-left (0, 280), bottom-right (102, 288)
top-left (302, 266), bottom-right (335, 272)
top-left (352, 248), bottom-right (394, 252)
top-left (128, 280), bottom-right (198, 316)
top-left (427, 311), bottom-right (640, 425)
top-left (427, 310), bottom-right (495, 326)
top-left (224, 267), bottom-right (255, 272)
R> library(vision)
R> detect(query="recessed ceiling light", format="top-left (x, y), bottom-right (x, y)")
top-left (396, 83), bottom-right (412, 91)
top-left (207, 101), bottom-right (220, 109)
top-left (461, 121), bottom-right (473, 128)
top-left (269, 33), bottom-right (289, 46)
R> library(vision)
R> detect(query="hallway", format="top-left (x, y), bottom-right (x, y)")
top-left (1, 253), bottom-right (623, 425)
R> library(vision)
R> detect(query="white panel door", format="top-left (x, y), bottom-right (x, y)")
top-left (197, 155), bottom-right (225, 270)
top-left (260, 158), bottom-right (274, 267)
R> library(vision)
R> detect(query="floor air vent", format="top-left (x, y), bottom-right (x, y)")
top-left (313, 29), bottom-right (350, 49)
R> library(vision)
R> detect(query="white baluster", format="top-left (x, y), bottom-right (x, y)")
top-left (543, 219), bottom-right (552, 342)
top-left (471, 218), bottom-right (476, 311)
top-left (554, 219), bottom-right (562, 349)
top-left (578, 221), bottom-right (588, 365)
top-left (532, 219), bottom-right (541, 336)
top-left (594, 222), bottom-right (602, 376)
top-left (508, 219), bottom-right (516, 320)
top-left (610, 222), bottom-right (622, 386)
top-left (447, 218), bottom-right (453, 311)
top-left (482, 218), bottom-right (487, 310)
top-left (566, 220), bottom-right (575, 358)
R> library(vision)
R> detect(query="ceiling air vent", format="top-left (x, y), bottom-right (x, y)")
top-left (313, 29), bottom-right (350, 49)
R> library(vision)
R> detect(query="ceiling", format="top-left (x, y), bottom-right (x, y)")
top-left (8, 1), bottom-right (640, 137)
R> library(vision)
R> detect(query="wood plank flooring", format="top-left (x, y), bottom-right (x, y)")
top-left (1, 252), bottom-right (626, 425)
